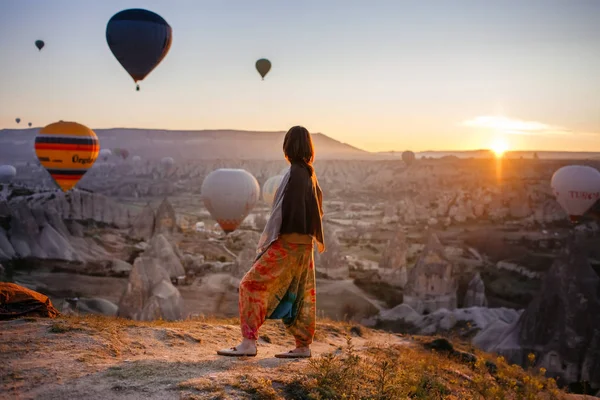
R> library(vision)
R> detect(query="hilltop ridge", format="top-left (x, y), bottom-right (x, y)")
top-left (0, 314), bottom-right (581, 399)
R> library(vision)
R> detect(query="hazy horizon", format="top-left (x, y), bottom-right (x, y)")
top-left (1, 0), bottom-right (599, 153)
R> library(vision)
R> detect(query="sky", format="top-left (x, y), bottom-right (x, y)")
top-left (1, 0), bottom-right (599, 152)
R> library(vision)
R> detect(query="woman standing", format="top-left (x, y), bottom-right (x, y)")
top-left (218, 126), bottom-right (325, 358)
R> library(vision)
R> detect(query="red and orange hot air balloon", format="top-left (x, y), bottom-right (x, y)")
top-left (34, 121), bottom-right (99, 191)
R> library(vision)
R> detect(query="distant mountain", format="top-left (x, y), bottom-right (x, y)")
top-left (0, 128), bottom-right (374, 163)
top-left (377, 149), bottom-right (600, 160)
top-left (3, 128), bottom-right (599, 164)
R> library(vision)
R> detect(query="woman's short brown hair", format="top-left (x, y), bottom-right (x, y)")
top-left (283, 126), bottom-right (315, 165)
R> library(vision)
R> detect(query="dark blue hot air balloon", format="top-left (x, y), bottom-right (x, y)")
top-left (106, 9), bottom-right (172, 91)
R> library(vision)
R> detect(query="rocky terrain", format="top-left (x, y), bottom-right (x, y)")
top-left (1, 154), bottom-right (600, 395)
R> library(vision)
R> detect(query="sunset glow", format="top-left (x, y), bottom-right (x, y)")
top-left (491, 138), bottom-right (509, 158)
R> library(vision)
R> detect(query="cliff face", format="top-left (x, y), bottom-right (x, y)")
top-left (518, 241), bottom-right (600, 389)
top-left (0, 315), bottom-right (575, 399)
top-left (0, 190), bottom-right (133, 264)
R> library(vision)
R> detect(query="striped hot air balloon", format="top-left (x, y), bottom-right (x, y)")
top-left (34, 121), bottom-right (99, 192)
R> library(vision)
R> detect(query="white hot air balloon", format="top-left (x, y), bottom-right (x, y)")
top-left (161, 156), bottom-right (175, 165)
top-left (195, 221), bottom-right (205, 232)
top-left (551, 165), bottom-right (600, 222)
top-left (99, 149), bottom-right (112, 161)
top-left (201, 168), bottom-right (260, 233)
top-left (160, 156), bottom-right (175, 174)
top-left (262, 174), bottom-right (283, 206)
top-left (0, 165), bottom-right (17, 183)
top-left (132, 155), bottom-right (142, 163)
top-left (279, 166), bottom-right (289, 176)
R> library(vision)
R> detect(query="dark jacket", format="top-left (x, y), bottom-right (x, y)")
top-left (280, 162), bottom-right (325, 252)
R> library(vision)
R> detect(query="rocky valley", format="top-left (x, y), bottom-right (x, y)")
top-left (1, 142), bottom-right (600, 397)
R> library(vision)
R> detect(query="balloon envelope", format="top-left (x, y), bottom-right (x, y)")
top-left (255, 58), bottom-right (271, 79)
top-left (0, 165), bottom-right (17, 183)
top-left (28, 122), bottom-right (32, 127)
top-left (402, 151), bottom-right (416, 165)
top-left (132, 155), bottom-right (142, 162)
top-left (551, 165), bottom-right (600, 221)
top-left (201, 168), bottom-right (260, 233)
top-left (262, 175), bottom-right (283, 206)
top-left (161, 156), bottom-right (174, 165)
top-left (34, 121), bottom-right (99, 192)
top-left (99, 149), bottom-right (112, 161)
top-left (35, 40), bottom-right (44, 51)
top-left (15, 118), bottom-right (20, 124)
top-left (106, 9), bottom-right (173, 85)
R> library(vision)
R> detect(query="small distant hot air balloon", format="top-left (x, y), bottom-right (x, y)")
top-left (15, 118), bottom-right (20, 124)
top-left (28, 122), bottom-right (32, 127)
top-left (34, 121), bottom-right (99, 192)
top-left (262, 175), bottom-right (283, 206)
top-left (279, 166), bottom-right (289, 176)
top-left (255, 58), bottom-right (271, 80)
top-left (132, 155), bottom-right (142, 163)
top-left (551, 165), bottom-right (600, 222)
top-left (120, 149), bottom-right (130, 160)
top-left (161, 156), bottom-right (175, 174)
top-left (402, 150), bottom-right (416, 166)
top-left (35, 40), bottom-right (45, 51)
top-left (99, 149), bottom-right (112, 161)
top-left (0, 165), bottom-right (17, 183)
top-left (161, 156), bottom-right (175, 166)
top-left (201, 168), bottom-right (260, 233)
top-left (106, 9), bottom-right (173, 91)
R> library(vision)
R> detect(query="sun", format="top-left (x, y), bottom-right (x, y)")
top-left (490, 138), bottom-right (509, 158)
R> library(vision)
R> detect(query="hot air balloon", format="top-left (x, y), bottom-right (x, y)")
top-left (99, 149), bottom-right (112, 161)
top-left (15, 118), bottom-right (20, 124)
top-left (551, 165), bottom-right (600, 222)
top-left (35, 40), bottom-right (44, 51)
top-left (132, 155), bottom-right (142, 163)
top-left (402, 150), bottom-right (416, 165)
top-left (0, 165), bottom-right (17, 183)
top-left (34, 121), bottom-right (99, 192)
top-left (28, 122), bottom-right (32, 127)
top-left (255, 58), bottom-right (271, 80)
top-left (106, 9), bottom-right (173, 91)
top-left (120, 149), bottom-right (130, 160)
top-left (279, 166), bottom-right (289, 176)
top-left (201, 169), bottom-right (260, 233)
top-left (161, 156), bottom-right (174, 166)
top-left (161, 156), bottom-right (175, 174)
top-left (262, 175), bottom-right (283, 206)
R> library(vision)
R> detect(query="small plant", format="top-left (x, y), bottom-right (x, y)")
top-left (236, 375), bottom-right (279, 400)
top-left (48, 322), bottom-right (77, 333)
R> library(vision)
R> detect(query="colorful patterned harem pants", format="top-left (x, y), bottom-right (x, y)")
top-left (239, 237), bottom-right (316, 347)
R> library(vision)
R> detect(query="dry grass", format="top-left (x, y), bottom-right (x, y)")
top-left (294, 338), bottom-right (566, 400)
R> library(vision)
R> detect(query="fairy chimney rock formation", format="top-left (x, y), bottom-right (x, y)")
top-left (155, 198), bottom-right (177, 235)
top-left (379, 227), bottom-right (409, 288)
top-left (517, 242), bottom-right (600, 390)
top-left (403, 233), bottom-right (457, 314)
top-left (130, 204), bottom-right (155, 241)
top-left (463, 272), bottom-right (488, 308)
